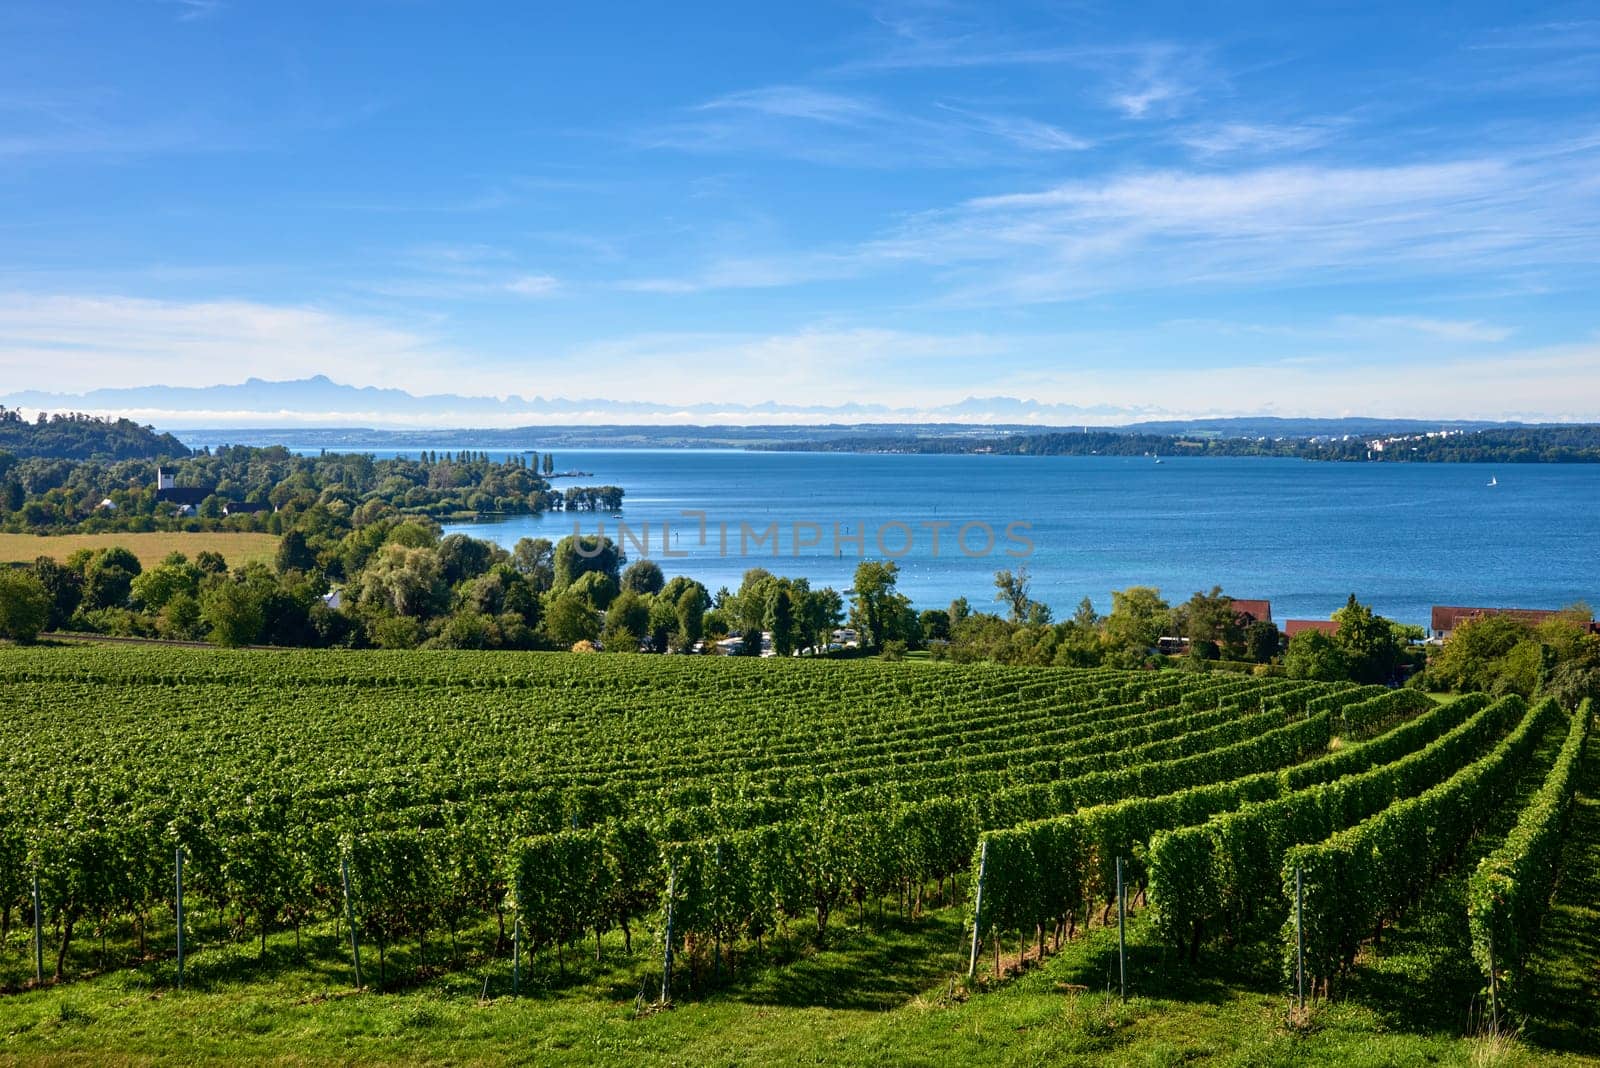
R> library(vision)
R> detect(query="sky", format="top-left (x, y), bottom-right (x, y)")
top-left (2, 0), bottom-right (1599, 424)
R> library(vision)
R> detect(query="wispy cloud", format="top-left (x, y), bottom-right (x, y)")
top-left (859, 145), bottom-right (1600, 304)
top-left (0, 112), bottom-right (243, 158)
top-left (1094, 343), bottom-right (1600, 422)
top-left (833, 11), bottom-right (1090, 74)
top-left (503, 274), bottom-right (560, 297)
top-left (1347, 317), bottom-right (1513, 344)
top-left (833, 13), bottom-right (1211, 122)
top-left (933, 104), bottom-right (1091, 151)
top-left (0, 293), bottom-right (468, 394)
top-left (161, 0), bottom-right (223, 22)
top-left (357, 245), bottom-right (563, 301)
top-left (611, 138), bottom-right (1600, 303)
top-left (646, 84), bottom-right (1090, 168)
top-left (1468, 18), bottom-right (1600, 51)
top-left (1108, 45), bottom-right (1201, 119)
top-left (700, 86), bottom-right (876, 125)
top-left (617, 254), bottom-right (860, 294)
top-left (1176, 121), bottom-right (1334, 157)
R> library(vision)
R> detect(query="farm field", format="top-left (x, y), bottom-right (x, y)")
top-left (0, 646), bottom-right (1592, 1065)
top-left (0, 531), bottom-right (280, 570)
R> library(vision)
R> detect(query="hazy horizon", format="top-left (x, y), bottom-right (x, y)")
top-left (6, 373), bottom-right (1597, 430)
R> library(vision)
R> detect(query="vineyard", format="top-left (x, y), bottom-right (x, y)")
top-left (0, 645), bottom-right (1592, 1064)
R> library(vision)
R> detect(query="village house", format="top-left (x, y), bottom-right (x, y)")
top-left (153, 467), bottom-right (210, 509)
top-left (1429, 605), bottom-right (1597, 641)
top-left (1432, 605), bottom-right (1557, 641)
top-left (1230, 599), bottom-right (1272, 625)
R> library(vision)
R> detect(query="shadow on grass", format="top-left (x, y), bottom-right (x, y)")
top-left (731, 913), bottom-right (965, 1011)
top-left (1054, 906), bottom-right (1283, 1010)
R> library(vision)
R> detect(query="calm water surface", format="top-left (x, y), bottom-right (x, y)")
top-left (279, 447), bottom-right (1599, 627)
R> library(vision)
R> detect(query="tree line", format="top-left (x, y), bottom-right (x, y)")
top-left (0, 445), bottom-right (620, 532)
top-left (0, 408), bottom-right (190, 461)
top-left (755, 425), bottom-right (1600, 463)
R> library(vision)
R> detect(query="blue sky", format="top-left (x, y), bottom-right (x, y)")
top-left (2, 1), bottom-right (1599, 424)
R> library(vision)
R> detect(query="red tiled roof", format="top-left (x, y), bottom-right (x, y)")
top-left (1284, 619), bottom-right (1339, 637)
top-left (1230, 599), bottom-right (1272, 622)
top-left (1430, 606), bottom-right (1561, 633)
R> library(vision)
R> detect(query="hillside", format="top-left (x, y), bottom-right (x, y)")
top-left (0, 409), bottom-right (190, 461)
top-left (0, 646), bottom-right (1592, 1064)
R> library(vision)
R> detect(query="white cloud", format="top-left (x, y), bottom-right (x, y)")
top-left (555, 326), bottom-right (1011, 406)
top-left (0, 293), bottom-right (471, 394)
top-left (1085, 344), bottom-right (1600, 421)
top-left (2, 293), bottom-right (1596, 422)
top-left (1103, 43), bottom-right (1202, 119)
top-left (1112, 83), bottom-right (1179, 119)
top-left (961, 160), bottom-right (1502, 222)
top-left (699, 86), bottom-right (878, 125)
top-left (647, 84), bottom-right (1090, 167)
top-left (1176, 121), bottom-right (1333, 157)
top-left (617, 252), bottom-right (863, 294)
top-left (619, 141), bottom-right (1600, 306)
top-left (503, 274), bottom-right (561, 297)
top-left (933, 105), bottom-right (1091, 151)
top-left (1346, 317), bottom-right (1513, 344)
top-left (865, 149), bottom-right (1600, 303)
top-left (358, 245), bottom-right (563, 301)
top-left (162, 0), bottom-right (223, 22)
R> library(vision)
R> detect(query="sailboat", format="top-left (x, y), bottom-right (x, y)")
top-left (1487, 474), bottom-right (1498, 487)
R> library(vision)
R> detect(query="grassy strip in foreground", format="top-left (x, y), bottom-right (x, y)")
top-left (5, 777), bottom-right (1600, 1068)
top-left (4, 885), bottom-right (1595, 1066)
top-left (0, 531), bottom-right (279, 570)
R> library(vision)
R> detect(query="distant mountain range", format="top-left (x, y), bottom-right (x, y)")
top-left (3, 375), bottom-right (1153, 428)
top-left (0, 375), bottom-right (1554, 445)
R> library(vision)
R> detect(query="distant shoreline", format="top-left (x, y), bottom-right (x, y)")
top-left (172, 423), bottom-right (1600, 465)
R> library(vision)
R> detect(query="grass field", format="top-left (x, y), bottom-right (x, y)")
top-left (0, 531), bottom-right (279, 569)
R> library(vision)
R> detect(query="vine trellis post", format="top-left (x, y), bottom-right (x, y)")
top-left (967, 839), bottom-right (987, 979)
top-left (31, 872), bottom-right (43, 985)
top-left (340, 854), bottom-right (363, 989)
top-left (1116, 856), bottom-right (1126, 1001)
top-left (512, 911), bottom-right (521, 997)
top-left (1487, 927), bottom-right (1499, 1035)
top-left (660, 862), bottom-right (677, 1004)
top-left (1294, 866), bottom-right (1305, 1011)
top-left (175, 848), bottom-right (186, 990)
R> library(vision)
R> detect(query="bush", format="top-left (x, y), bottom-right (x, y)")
top-left (0, 569), bottom-right (51, 642)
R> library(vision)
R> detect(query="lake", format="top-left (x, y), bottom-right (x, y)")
top-left (416, 449), bottom-right (1600, 629)
top-left (258, 445), bottom-right (1599, 628)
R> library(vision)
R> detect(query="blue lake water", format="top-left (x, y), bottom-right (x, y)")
top-left (276, 447), bottom-right (1599, 628)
